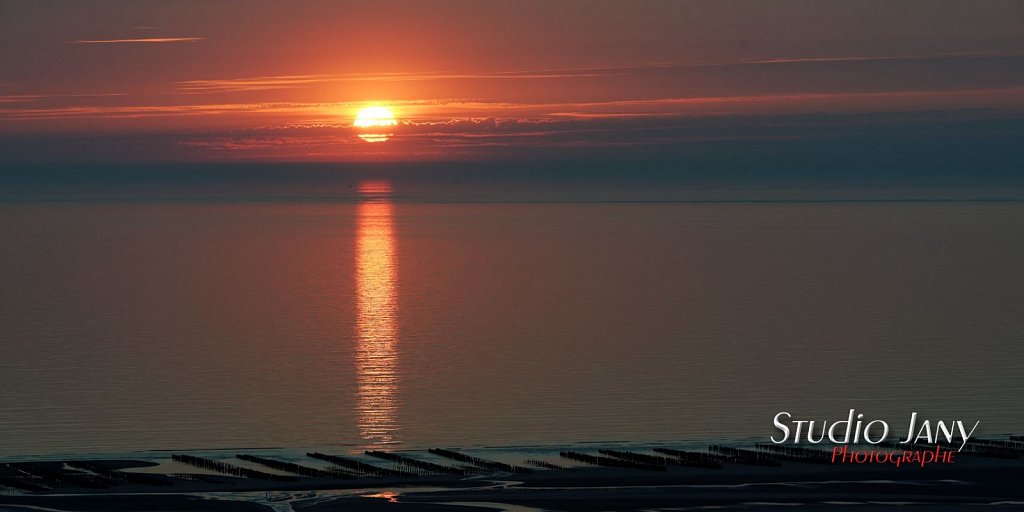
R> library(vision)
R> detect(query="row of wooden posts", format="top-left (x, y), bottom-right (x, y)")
top-left (306, 452), bottom-right (416, 478)
top-left (236, 454), bottom-right (355, 479)
top-left (171, 454), bottom-right (294, 482)
top-left (428, 448), bottom-right (532, 473)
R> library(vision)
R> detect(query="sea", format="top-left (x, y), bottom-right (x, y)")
top-left (1, 169), bottom-right (1022, 458)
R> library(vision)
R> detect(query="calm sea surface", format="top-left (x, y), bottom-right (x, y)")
top-left (1, 198), bottom-right (1022, 457)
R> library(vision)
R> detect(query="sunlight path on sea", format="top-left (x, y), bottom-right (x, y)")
top-left (354, 181), bottom-right (400, 447)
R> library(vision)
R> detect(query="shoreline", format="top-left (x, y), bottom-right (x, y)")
top-left (2, 440), bottom-right (1023, 511)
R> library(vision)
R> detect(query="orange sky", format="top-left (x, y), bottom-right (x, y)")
top-left (1, 0), bottom-right (1023, 162)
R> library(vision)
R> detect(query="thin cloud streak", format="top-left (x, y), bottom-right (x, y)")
top-left (0, 95), bottom-right (43, 104)
top-left (3, 108), bottom-right (1019, 164)
top-left (67, 37), bottom-right (204, 44)
top-left (0, 102), bottom-right (323, 120)
top-left (752, 49), bottom-right (1024, 65)
top-left (175, 70), bottom-right (606, 93)
top-left (179, 107), bottom-right (1006, 157)
top-left (174, 50), bottom-right (1024, 93)
top-left (0, 93), bottom-right (126, 103)
top-left (3, 87), bottom-right (1022, 123)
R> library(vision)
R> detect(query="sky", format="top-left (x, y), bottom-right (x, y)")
top-left (0, 0), bottom-right (1023, 179)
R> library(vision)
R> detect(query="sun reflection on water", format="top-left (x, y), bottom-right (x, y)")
top-left (355, 182), bottom-right (400, 447)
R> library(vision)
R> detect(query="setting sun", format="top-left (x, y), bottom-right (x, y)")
top-left (354, 106), bottom-right (398, 143)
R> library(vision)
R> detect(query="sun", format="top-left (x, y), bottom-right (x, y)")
top-left (354, 106), bottom-right (398, 143)
top-left (354, 106), bottom-right (397, 128)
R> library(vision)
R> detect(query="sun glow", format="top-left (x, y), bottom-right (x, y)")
top-left (354, 106), bottom-right (398, 143)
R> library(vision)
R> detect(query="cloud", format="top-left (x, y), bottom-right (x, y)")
top-left (175, 69), bottom-right (606, 93)
top-left (0, 93), bottom-right (126, 104)
top-left (170, 107), bottom-right (1022, 156)
top-left (0, 102), bottom-right (323, 120)
top-left (0, 95), bottom-right (43, 104)
top-left (66, 37), bottom-right (203, 44)
top-left (751, 49), bottom-right (1024, 65)
top-left (171, 50), bottom-right (1024, 94)
top-left (3, 87), bottom-right (1022, 127)
top-left (177, 75), bottom-right (344, 93)
top-left (2, 107), bottom-right (1021, 169)
top-left (170, 116), bottom-right (804, 158)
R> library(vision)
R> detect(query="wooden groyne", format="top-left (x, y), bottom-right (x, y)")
top-left (598, 449), bottom-right (675, 467)
top-left (171, 454), bottom-right (294, 481)
top-left (428, 449), bottom-right (531, 473)
top-left (754, 444), bottom-right (832, 464)
top-left (66, 462), bottom-right (173, 486)
top-left (708, 445), bottom-right (781, 467)
top-left (168, 473), bottom-right (230, 484)
top-left (306, 452), bottom-right (416, 478)
top-left (6, 462), bottom-right (111, 489)
top-left (876, 440), bottom-right (1020, 459)
top-left (236, 454), bottom-right (355, 479)
top-left (559, 451), bottom-right (665, 471)
top-left (958, 443), bottom-right (1014, 458)
top-left (877, 441), bottom-right (940, 451)
top-left (962, 444), bottom-right (1022, 459)
top-left (966, 439), bottom-right (1024, 458)
top-left (365, 451), bottom-right (467, 476)
top-left (0, 475), bottom-right (49, 493)
top-left (525, 459), bottom-right (566, 470)
top-left (651, 448), bottom-right (723, 469)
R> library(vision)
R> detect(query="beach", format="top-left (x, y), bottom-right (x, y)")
top-left (2, 441), bottom-right (1024, 511)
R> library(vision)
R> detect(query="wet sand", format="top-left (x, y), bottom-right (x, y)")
top-left (1, 447), bottom-right (1023, 511)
